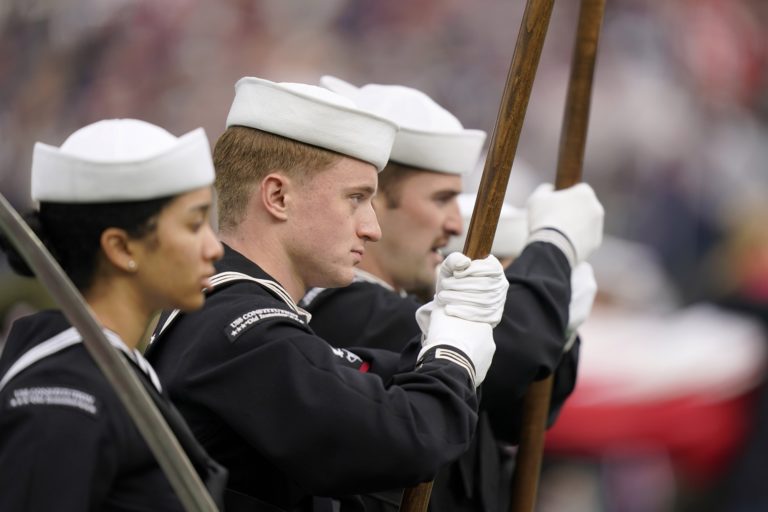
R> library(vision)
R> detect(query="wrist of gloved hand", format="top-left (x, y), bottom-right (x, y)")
top-left (526, 228), bottom-right (577, 267)
top-left (562, 330), bottom-right (579, 353)
top-left (418, 307), bottom-right (496, 388)
top-left (563, 261), bottom-right (597, 349)
top-left (568, 262), bottom-right (597, 329)
top-left (526, 182), bottom-right (604, 265)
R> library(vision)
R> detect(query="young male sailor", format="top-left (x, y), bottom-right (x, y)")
top-left (146, 76), bottom-right (511, 512)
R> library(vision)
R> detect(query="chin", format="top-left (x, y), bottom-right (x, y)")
top-left (326, 276), bottom-right (355, 289)
top-left (420, 267), bottom-right (438, 286)
top-left (176, 293), bottom-right (206, 312)
top-left (313, 268), bottom-right (354, 289)
top-left (413, 273), bottom-right (437, 294)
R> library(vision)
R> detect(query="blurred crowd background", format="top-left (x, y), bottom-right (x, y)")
top-left (1, 1), bottom-right (767, 511)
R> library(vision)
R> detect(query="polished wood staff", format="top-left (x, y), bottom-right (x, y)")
top-left (509, 1), bottom-right (606, 511)
top-left (0, 193), bottom-right (219, 512)
top-left (399, 0), bottom-right (557, 510)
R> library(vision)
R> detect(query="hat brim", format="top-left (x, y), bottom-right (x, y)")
top-left (391, 127), bottom-right (486, 175)
top-left (226, 77), bottom-right (398, 171)
top-left (32, 128), bottom-right (214, 203)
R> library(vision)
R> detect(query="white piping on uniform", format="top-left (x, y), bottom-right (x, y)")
top-left (0, 326), bottom-right (162, 393)
top-left (303, 268), bottom-right (407, 308)
top-left (153, 271), bottom-right (312, 340)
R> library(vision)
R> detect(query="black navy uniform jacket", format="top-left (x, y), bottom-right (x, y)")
top-left (303, 242), bottom-right (579, 512)
top-left (0, 310), bottom-right (227, 511)
top-left (145, 245), bottom-right (481, 512)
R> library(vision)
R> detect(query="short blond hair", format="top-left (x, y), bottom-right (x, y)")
top-left (213, 126), bottom-right (341, 232)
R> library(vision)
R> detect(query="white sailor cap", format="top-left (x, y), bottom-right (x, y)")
top-left (226, 77), bottom-right (398, 171)
top-left (320, 75), bottom-right (486, 175)
top-left (445, 193), bottom-right (528, 258)
top-left (32, 119), bottom-right (214, 203)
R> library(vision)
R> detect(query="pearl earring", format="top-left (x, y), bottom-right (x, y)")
top-left (127, 260), bottom-right (137, 271)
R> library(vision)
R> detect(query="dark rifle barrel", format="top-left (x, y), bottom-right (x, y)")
top-left (0, 193), bottom-right (218, 512)
top-left (509, 1), bottom-right (606, 512)
top-left (398, 0), bottom-right (556, 510)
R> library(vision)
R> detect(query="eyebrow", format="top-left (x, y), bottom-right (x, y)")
top-left (188, 203), bottom-right (212, 215)
top-left (345, 185), bottom-right (377, 196)
top-left (432, 189), bottom-right (461, 199)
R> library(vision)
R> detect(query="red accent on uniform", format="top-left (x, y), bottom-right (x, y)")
top-left (358, 361), bottom-right (370, 373)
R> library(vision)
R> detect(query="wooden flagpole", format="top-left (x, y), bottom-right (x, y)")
top-left (399, 0), bottom-right (556, 509)
top-left (509, 1), bottom-right (606, 511)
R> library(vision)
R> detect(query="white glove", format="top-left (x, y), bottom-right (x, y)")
top-left (563, 261), bottom-right (597, 352)
top-left (435, 253), bottom-right (509, 326)
top-left (415, 252), bottom-right (508, 387)
top-left (525, 183), bottom-right (604, 266)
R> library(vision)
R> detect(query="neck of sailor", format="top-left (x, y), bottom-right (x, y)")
top-left (358, 250), bottom-right (401, 293)
top-left (220, 219), bottom-right (306, 305)
top-left (84, 268), bottom-right (154, 351)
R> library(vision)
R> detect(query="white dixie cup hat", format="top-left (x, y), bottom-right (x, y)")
top-left (226, 76), bottom-right (399, 171)
top-left (445, 192), bottom-right (528, 258)
top-left (32, 119), bottom-right (215, 203)
top-left (320, 75), bottom-right (486, 175)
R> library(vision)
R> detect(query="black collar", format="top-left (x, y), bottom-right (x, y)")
top-left (216, 244), bottom-right (278, 283)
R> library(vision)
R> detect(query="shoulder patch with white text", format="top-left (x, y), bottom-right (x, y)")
top-left (6, 386), bottom-right (98, 416)
top-left (225, 308), bottom-right (305, 342)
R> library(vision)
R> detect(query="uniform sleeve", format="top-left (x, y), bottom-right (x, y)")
top-left (306, 282), bottom-right (424, 384)
top-left (309, 245), bottom-right (580, 445)
top-left (481, 241), bottom-right (579, 443)
top-left (182, 312), bottom-right (479, 496)
top-left (0, 384), bottom-right (118, 510)
top-left (551, 338), bottom-right (579, 420)
top-left (346, 338), bottom-right (420, 382)
top-left (307, 283), bottom-right (422, 352)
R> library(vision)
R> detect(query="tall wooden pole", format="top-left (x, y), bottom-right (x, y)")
top-left (462, 0), bottom-right (556, 259)
top-left (555, 0), bottom-right (606, 190)
top-left (399, 0), bottom-right (556, 509)
top-left (509, 1), bottom-right (606, 511)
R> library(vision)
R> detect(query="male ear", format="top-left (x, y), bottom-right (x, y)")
top-left (260, 172), bottom-right (291, 221)
top-left (100, 228), bottom-right (137, 273)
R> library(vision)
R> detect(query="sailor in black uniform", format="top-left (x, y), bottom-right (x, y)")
top-left (146, 77), bottom-right (510, 512)
top-left (0, 119), bottom-right (227, 511)
top-left (300, 77), bottom-right (604, 512)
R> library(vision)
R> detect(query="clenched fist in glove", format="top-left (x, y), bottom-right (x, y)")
top-left (416, 252), bottom-right (509, 387)
top-left (525, 183), bottom-right (604, 267)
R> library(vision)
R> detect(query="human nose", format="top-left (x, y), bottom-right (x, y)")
top-left (445, 200), bottom-right (462, 237)
top-left (359, 203), bottom-right (381, 242)
top-left (203, 224), bottom-right (224, 262)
